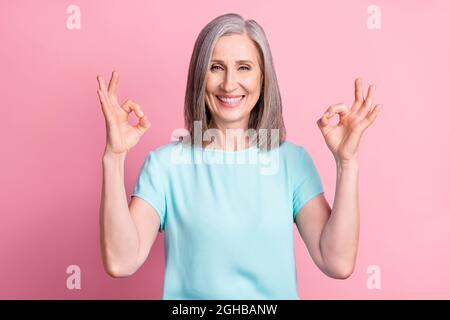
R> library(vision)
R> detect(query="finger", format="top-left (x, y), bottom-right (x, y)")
top-left (122, 99), bottom-right (144, 118)
top-left (317, 103), bottom-right (349, 128)
top-left (97, 89), bottom-right (112, 121)
top-left (97, 75), bottom-right (108, 95)
top-left (358, 84), bottom-right (376, 117)
top-left (360, 104), bottom-right (382, 130)
top-left (97, 89), bottom-right (107, 107)
top-left (350, 78), bottom-right (364, 113)
top-left (135, 115), bottom-right (152, 132)
top-left (354, 78), bottom-right (364, 103)
top-left (97, 75), bottom-right (112, 106)
top-left (325, 103), bottom-right (350, 119)
top-left (108, 70), bottom-right (119, 97)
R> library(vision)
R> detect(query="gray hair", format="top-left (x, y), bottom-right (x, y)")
top-left (183, 13), bottom-right (286, 151)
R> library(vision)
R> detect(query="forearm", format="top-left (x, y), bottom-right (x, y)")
top-left (320, 159), bottom-right (359, 277)
top-left (100, 152), bottom-right (140, 276)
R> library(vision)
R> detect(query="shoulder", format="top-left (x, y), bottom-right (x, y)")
top-left (143, 140), bottom-right (188, 171)
top-left (278, 140), bottom-right (318, 174)
top-left (279, 140), bottom-right (302, 152)
top-left (278, 140), bottom-right (309, 159)
top-left (147, 140), bottom-right (180, 158)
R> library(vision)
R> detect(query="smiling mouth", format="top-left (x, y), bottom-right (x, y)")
top-left (215, 95), bottom-right (245, 107)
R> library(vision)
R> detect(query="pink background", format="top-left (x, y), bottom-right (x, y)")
top-left (1, 0), bottom-right (449, 299)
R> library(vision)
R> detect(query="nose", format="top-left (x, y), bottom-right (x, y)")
top-left (220, 69), bottom-right (239, 92)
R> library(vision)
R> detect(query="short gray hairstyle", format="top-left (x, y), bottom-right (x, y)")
top-left (183, 13), bottom-right (286, 151)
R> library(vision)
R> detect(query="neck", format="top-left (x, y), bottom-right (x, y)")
top-left (204, 119), bottom-right (251, 151)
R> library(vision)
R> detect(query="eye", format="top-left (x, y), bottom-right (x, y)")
top-left (210, 65), bottom-right (223, 71)
top-left (210, 65), bottom-right (251, 71)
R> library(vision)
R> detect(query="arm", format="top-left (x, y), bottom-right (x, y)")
top-left (295, 159), bottom-right (359, 279)
top-left (97, 71), bottom-right (158, 277)
top-left (295, 78), bottom-right (382, 279)
top-left (100, 152), bottom-right (160, 278)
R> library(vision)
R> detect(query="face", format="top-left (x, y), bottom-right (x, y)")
top-left (204, 33), bottom-right (263, 131)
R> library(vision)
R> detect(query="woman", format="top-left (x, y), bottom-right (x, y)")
top-left (97, 13), bottom-right (381, 300)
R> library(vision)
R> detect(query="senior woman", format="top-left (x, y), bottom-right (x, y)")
top-left (97, 13), bottom-right (381, 300)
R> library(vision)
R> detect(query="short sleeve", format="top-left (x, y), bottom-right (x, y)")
top-left (131, 151), bottom-right (167, 232)
top-left (292, 147), bottom-right (324, 220)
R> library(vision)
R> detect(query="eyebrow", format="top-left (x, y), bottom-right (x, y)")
top-left (210, 59), bottom-right (254, 65)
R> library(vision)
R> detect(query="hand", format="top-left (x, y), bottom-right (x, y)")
top-left (97, 71), bottom-right (151, 156)
top-left (317, 78), bottom-right (382, 163)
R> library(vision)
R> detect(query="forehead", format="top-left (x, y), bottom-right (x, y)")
top-left (211, 33), bottom-right (260, 63)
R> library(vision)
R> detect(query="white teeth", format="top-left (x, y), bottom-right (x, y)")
top-left (217, 96), bottom-right (244, 104)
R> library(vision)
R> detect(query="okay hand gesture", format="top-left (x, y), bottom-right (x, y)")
top-left (97, 71), bottom-right (151, 156)
top-left (317, 78), bottom-right (382, 163)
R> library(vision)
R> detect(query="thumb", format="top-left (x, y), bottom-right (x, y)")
top-left (317, 112), bottom-right (331, 129)
top-left (136, 115), bottom-right (151, 133)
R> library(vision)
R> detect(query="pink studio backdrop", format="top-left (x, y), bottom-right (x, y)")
top-left (1, 0), bottom-right (449, 299)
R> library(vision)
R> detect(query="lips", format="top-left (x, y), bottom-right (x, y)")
top-left (216, 95), bottom-right (245, 107)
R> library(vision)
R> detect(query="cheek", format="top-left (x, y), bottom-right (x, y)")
top-left (205, 74), bottom-right (221, 92)
top-left (241, 75), bottom-right (262, 94)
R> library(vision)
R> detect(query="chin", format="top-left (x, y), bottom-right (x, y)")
top-left (214, 113), bottom-right (249, 126)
